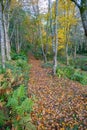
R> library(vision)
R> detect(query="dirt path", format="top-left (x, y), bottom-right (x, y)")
top-left (28, 56), bottom-right (87, 130)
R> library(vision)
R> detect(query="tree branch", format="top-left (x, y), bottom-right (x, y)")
top-left (71, 0), bottom-right (80, 8)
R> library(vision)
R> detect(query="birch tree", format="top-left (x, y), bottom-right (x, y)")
top-left (0, 2), bottom-right (6, 69)
top-left (53, 0), bottom-right (58, 75)
top-left (3, 0), bottom-right (11, 60)
top-left (49, 0), bottom-right (58, 75)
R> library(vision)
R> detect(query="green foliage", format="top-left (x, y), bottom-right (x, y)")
top-left (0, 63), bottom-right (6, 74)
top-left (11, 52), bottom-right (27, 61)
top-left (0, 110), bottom-right (6, 127)
top-left (7, 85), bottom-right (26, 108)
top-left (58, 56), bottom-right (87, 70)
top-left (7, 85), bottom-right (33, 119)
top-left (57, 56), bottom-right (66, 64)
top-left (0, 58), bottom-right (30, 89)
top-left (5, 53), bottom-right (31, 87)
top-left (56, 65), bottom-right (87, 85)
top-left (81, 64), bottom-right (87, 71)
top-left (72, 57), bottom-right (87, 69)
top-left (71, 71), bottom-right (87, 85)
top-left (16, 59), bottom-right (28, 70)
top-left (56, 66), bottom-right (74, 78)
top-left (66, 125), bottom-right (79, 130)
top-left (0, 53), bottom-right (35, 129)
top-left (56, 66), bottom-right (65, 78)
top-left (42, 62), bottom-right (53, 68)
top-left (33, 48), bottom-right (43, 60)
top-left (0, 84), bottom-right (35, 129)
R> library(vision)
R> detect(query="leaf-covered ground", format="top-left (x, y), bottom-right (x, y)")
top-left (28, 56), bottom-right (87, 130)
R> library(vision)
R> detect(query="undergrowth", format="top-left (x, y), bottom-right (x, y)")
top-left (42, 60), bottom-right (87, 85)
top-left (0, 52), bottom-right (35, 130)
top-left (56, 65), bottom-right (87, 85)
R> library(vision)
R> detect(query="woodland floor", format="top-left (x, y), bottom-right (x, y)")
top-left (28, 55), bottom-right (87, 130)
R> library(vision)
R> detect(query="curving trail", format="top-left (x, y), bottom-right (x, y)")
top-left (28, 55), bottom-right (87, 130)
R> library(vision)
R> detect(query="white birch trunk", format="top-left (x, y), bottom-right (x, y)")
top-left (0, 3), bottom-right (6, 69)
top-left (3, 13), bottom-right (11, 60)
top-left (53, 0), bottom-right (58, 75)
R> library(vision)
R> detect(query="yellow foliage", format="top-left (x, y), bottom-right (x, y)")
top-left (57, 0), bottom-right (78, 51)
top-left (0, 74), bottom-right (4, 82)
top-left (10, 0), bottom-right (21, 10)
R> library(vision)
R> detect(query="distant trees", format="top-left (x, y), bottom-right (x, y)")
top-left (58, 0), bottom-right (77, 65)
top-left (0, 0), bottom-right (11, 69)
top-left (0, 0), bottom-right (31, 69)
top-left (0, 0), bottom-right (87, 73)
top-left (4, 0), bottom-right (11, 61)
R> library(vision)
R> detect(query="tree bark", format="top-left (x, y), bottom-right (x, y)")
top-left (80, 1), bottom-right (87, 49)
top-left (48, 0), bottom-right (58, 75)
top-left (80, 0), bottom-right (87, 36)
top-left (0, 2), bottom-right (6, 69)
top-left (71, 0), bottom-right (87, 44)
top-left (16, 24), bottom-right (20, 53)
top-left (37, 1), bottom-right (47, 63)
top-left (3, 13), bottom-right (11, 60)
top-left (53, 0), bottom-right (58, 75)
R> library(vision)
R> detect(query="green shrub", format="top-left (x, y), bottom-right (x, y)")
top-left (7, 85), bottom-right (33, 115)
top-left (0, 52), bottom-right (30, 89)
top-left (64, 66), bottom-right (74, 78)
top-left (56, 66), bottom-right (65, 78)
top-left (0, 84), bottom-right (35, 129)
top-left (42, 62), bottom-right (53, 68)
top-left (57, 56), bottom-right (66, 64)
top-left (56, 65), bottom-right (87, 85)
top-left (11, 53), bottom-right (27, 61)
top-left (0, 64), bottom-right (6, 74)
top-left (0, 110), bottom-right (6, 127)
top-left (0, 53), bottom-right (35, 129)
top-left (71, 71), bottom-right (87, 85)
top-left (71, 72), bottom-right (83, 82)
top-left (74, 57), bottom-right (87, 69)
top-left (33, 48), bottom-right (43, 60)
top-left (56, 66), bottom-right (74, 78)
top-left (81, 64), bottom-right (87, 71)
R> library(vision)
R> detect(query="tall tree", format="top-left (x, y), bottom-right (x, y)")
top-left (53, 0), bottom-right (58, 75)
top-left (71, 0), bottom-right (87, 38)
top-left (3, 0), bottom-right (11, 60)
top-left (0, 2), bottom-right (6, 69)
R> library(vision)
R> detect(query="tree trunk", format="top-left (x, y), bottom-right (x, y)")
top-left (71, 0), bottom-right (87, 45)
top-left (41, 40), bottom-right (47, 63)
top-left (80, 7), bottom-right (87, 37)
top-left (66, 43), bottom-right (69, 65)
top-left (80, 3), bottom-right (87, 49)
top-left (0, 2), bottom-right (6, 69)
top-left (39, 25), bottom-right (47, 63)
top-left (39, 24), bottom-right (47, 62)
top-left (36, 1), bottom-right (47, 63)
top-left (53, 0), bottom-right (58, 75)
top-left (48, 0), bottom-right (58, 75)
top-left (74, 45), bottom-right (77, 59)
top-left (3, 13), bottom-right (11, 60)
top-left (16, 24), bottom-right (20, 53)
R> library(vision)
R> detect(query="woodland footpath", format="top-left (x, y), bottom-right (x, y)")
top-left (0, 0), bottom-right (87, 130)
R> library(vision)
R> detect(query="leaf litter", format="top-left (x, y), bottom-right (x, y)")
top-left (28, 56), bottom-right (87, 130)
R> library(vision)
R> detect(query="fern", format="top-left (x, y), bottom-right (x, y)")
top-left (6, 85), bottom-right (34, 129)
top-left (0, 110), bottom-right (6, 127)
